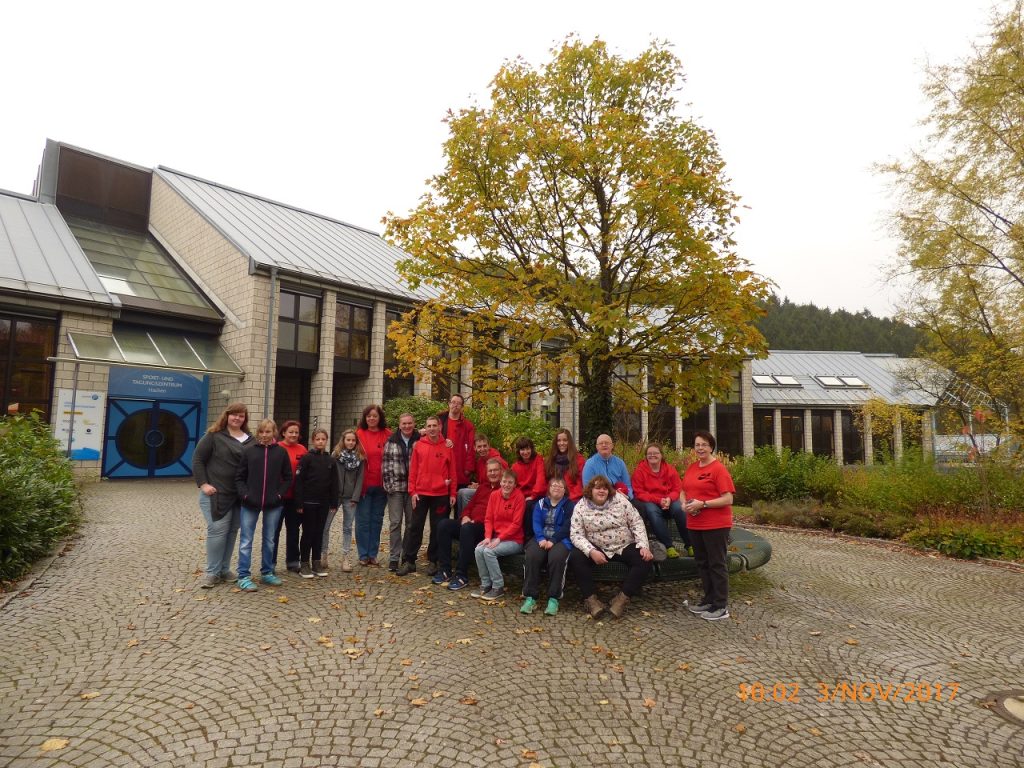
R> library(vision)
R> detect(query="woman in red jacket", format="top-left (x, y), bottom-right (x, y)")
top-left (399, 415), bottom-right (456, 575)
top-left (512, 436), bottom-right (547, 541)
top-left (543, 429), bottom-right (586, 503)
top-left (355, 404), bottom-right (392, 566)
top-left (632, 443), bottom-right (690, 558)
top-left (473, 469), bottom-right (525, 601)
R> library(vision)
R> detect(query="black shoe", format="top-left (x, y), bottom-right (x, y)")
top-left (396, 562), bottom-right (417, 576)
top-left (388, 560), bottom-right (399, 572)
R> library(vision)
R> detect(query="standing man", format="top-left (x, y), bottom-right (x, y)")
top-left (438, 394), bottom-right (475, 490)
top-left (400, 415), bottom-right (456, 575)
top-left (582, 434), bottom-right (634, 498)
top-left (456, 434), bottom-right (507, 515)
top-left (382, 412), bottom-right (419, 572)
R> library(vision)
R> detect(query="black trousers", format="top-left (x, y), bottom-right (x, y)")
top-left (523, 538), bottom-right (571, 600)
top-left (521, 498), bottom-right (537, 544)
top-left (436, 518), bottom-right (485, 578)
top-left (273, 496), bottom-right (303, 569)
top-left (403, 495), bottom-right (451, 564)
top-left (569, 542), bottom-right (651, 599)
top-left (690, 527), bottom-right (730, 609)
top-left (299, 500), bottom-right (328, 563)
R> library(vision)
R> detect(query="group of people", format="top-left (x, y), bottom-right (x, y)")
top-left (192, 394), bottom-right (736, 621)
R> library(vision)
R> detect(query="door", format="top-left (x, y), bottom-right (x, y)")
top-left (103, 399), bottom-right (202, 478)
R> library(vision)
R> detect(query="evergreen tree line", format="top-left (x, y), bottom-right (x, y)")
top-left (756, 295), bottom-right (922, 356)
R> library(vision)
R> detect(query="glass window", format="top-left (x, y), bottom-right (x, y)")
top-left (113, 329), bottom-right (165, 367)
top-left (780, 409), bottom-right (804, 453)
top-left (842, 410), bottom-right (864, 463)
top-left (334, 330), bottom-right (350, 357)
top-left (279, 290), bottom-right (320, 359)
top-left (335, 301), bottom-right (372, 363)
top-left (716, 403), bottom-right (742, 457)
top-left (840, 376), bottom-right (866, 387)
top-left (298, 295), bottom-right (319, 324)
top-left (2, 314), bottom-right (56, 422)
top-left (754, 410), bottom-right (774, 448)
top-left (351, 333), bottom-right (369, 361)
top-left (279, 292), bottom-right (296, 319)
top-left (279, 321), bottom-right (296, 351)
top-left (812, 411), bottom-right (835, 457)
top-left (774, 375), bottom-right (801, 387)
top-left (816, 376), bottom-right (845, 387)
top-left (297, 325), bottom-right (318, 353)
top-left (353, 306), bottom-right (370, 332)
top-left (752, 375), bottom-right (776, 386)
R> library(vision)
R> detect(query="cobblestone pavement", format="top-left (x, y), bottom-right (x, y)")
top-left (1, 480), bottom-right (1022, 768)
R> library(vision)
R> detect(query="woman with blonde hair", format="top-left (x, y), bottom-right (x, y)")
top-left (193, 403), bottom-right (251, 588)
top-left (330, 428), bottom-right (365, 572)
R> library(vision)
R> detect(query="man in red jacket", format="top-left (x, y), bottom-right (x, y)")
top-left (456, 434), bottom-right (507, 515)
top-left (438, 394), bottom-right (475, 489)
top-left (399, 416), bottom-right (456, 575)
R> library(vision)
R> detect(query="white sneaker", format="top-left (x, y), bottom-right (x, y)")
top-left (700, 607), bottom-right (730, 621)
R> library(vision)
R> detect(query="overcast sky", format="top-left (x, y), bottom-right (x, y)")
top-left (0, 0), bottom-right (1000, 317)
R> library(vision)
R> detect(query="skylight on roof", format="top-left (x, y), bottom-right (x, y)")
top-left (752, 374), bottom-right (802, 388)
top-left (840, 376), bottom-right (867, 387)
top-left (773, 375), bottom-right (800, 386)
top-left (816, 375), bottom-right (867, 388)
top-left (752, 375), bottom-right (776, 386)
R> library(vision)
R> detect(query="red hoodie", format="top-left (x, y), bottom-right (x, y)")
top-left (357, 427), bottom-right (392, 489)
top-left (408, 436), bottom-right (456, 498)
top-left (632, 460), bottom-right (683, 504)
top-left (474, 447), bottom-right (507, 483)
top-left (484, 487), bottom-right (525, 543)
top-left (512, 454), bottom-right (547, 499)
top-left (461, 481), bottom-right (501, 524)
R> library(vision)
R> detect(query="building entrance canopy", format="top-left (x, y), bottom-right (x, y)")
top-left (61, 328), bottom-right (243, 378)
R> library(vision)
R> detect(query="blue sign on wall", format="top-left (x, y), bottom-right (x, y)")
top-left (108, 367), bottom-right (206, 401)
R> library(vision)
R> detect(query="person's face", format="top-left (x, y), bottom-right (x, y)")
top-left (425, 419), bottom-right (440, 439)
top-left (591, 484), bottom-right (610, 504)
top-left (500, 475), bottom-right (516, 496)
top-left (312, 433), bottom-right (328, 451)
top-left (486, 463), bottom-right (503, 485)
top-left (596, 436), bottom-right (613, 458)
top-left (282, 425), bottom-right (300, 444)
top-left (449, 396), bottom-right (464, 417)
top-left (365, 409), bottom-right (380, 428)
top-left (257, 425), bottom-right (275, 444)
top-left (475, 440), bottom-right (490, 458)
top-left (646, 447), bottom-right (662, 466)
top-left (344, 433), bottom-right (357, 450)
top-left (228, 411), bottom-right (246, 429)
top-left (399, 415), bottom-right (415, 436)
top-left (548, 481), bottom-right (566, 502)
top-left (694, 437), bottom-right (713, 459)
top-left (556, 433), bottom-right (569, 452)
top-left (519, 446), bottom-right (533, 461)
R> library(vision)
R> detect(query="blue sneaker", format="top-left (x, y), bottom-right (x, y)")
top-left (431, 570), bottom-right (451, 585)
top-left (237, 577), bottom-right (258, 592)
top-left (261, 573), bottom-right (283, 586)
top-left (447, 576), bottom-right (468, 591)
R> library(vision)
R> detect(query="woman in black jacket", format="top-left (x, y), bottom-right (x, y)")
top-left (193, 403), bottom-right (251, 589)
top-left (234, 419), bottom-right (292, 591)
top-left (296, 428), bottom-right (339, 578)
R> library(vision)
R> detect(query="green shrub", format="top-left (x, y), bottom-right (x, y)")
top-left (732, 447), bottom-right (842, 504)
top-left (382, 397), bottom-right (556, 462)
top-left (0, 413), bottom-right (81, 583)
top-left (903, 521), bottom-right (1024, 561)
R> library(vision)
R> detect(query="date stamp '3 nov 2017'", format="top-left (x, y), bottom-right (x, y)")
top-left (737, 682), bottom-right (960, 703)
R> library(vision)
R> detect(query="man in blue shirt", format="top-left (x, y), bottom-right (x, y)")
top-left (582, 434), bottom-right (633, 498)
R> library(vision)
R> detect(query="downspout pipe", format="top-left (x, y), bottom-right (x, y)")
top-left (264, 266), bottom-right (278, 419)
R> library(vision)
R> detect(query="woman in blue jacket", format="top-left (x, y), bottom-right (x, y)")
top-left (520, 476), bottom-right (573, 616)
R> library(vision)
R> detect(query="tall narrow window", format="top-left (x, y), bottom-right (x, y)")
top-left (278, 289), bottom-right (320, 370)
top-left (383, 309), bottom-right (413, 399)
top-left (0, 312), bottom-right (57, 422)
top-left (333, 301), bottom-right (372, 376)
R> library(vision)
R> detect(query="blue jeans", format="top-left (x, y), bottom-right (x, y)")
top-left (635, 499), bottom-right (690, 548)
top-left (474, 539), bottom-right (523, 590)
top-left (238, 505), bottom-right (283, 579)
top-left (355, 486), bottom-right (388, 560)
top-left (199, 491), bottom-right (240, 578)
top-left (323, 499), bottom-right (356, 556)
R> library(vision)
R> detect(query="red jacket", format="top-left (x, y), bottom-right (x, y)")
top-left (512, 454), bottom-right (547, 499)
top-left (357, 427), bottom-right (392, 489)
top-left (632, 460), bottom-right (683, 504)
top-left (461, 481), bottom-right (501, 524)
top-left (474, 447), bottom-right (507, 483)
top-left (280, 441), bottom-right (308, 500)
top-left (484, 487), bottom-right (525, 544)
top-left (408, 436), bottom-right (456, 498)
top-left (440, 413), bottom-right (475, 485)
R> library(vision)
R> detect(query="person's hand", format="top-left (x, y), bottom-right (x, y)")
top-left (684, 498), bottom-right (703, 515)
top-left (477, 538), bottom-right (490, 549)
top-left (487, 538), bottom-right (500, 549)
top-left (539, 540), bottom-right (553, 550)
top-left (411, 493), bottom-right (419, 506)
top-left (461, 516), bottom-right (472, 525)
top-left (200, 483), bottom-right (217, 496)
top-left (589, 549), bottom-right (608, 565)
top-left (468, 482), bottom-right (478, 489)
top-left (660, 497), bottom-right (670, 509)
top-left (297, 508), bottom-right (303, 515)
top-left (445, 438), bottom-right (454, 449)
top-left (639, 546), bottom-right (654, 562)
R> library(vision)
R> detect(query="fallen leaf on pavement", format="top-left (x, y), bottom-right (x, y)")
top-left (734, 724), bottom-right (746, 734)
top-left (308, 617), bottom-right (322, 624)
top-left (459, 695), bottom-right (479, 705)
top-left (521, 749), bottom-right (538, 759)
top-left (643, 698), bottom-right (656, 709)
top-left (79, 692), bottom-right (99, 700)
top-left (126, 638), bottom-right (139, 648)
top-left (277, 596), bottom-right (289, 603)
top-left (410, 698), bottom-right (428, 706)
top-left (845, 638), bottom-right (859, 646)
top-left (40, 738), bottom-right (69, 752)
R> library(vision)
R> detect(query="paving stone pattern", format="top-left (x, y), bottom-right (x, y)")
top-left (1, 479), bottom-right (1022, 767)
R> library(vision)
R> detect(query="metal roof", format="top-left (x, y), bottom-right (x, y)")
top-left (0, 191), bottom-right (119, 308)
top-left (154, 168), bottom-right (434, 302)
top-left (751, 350), bottom-right (936, 408)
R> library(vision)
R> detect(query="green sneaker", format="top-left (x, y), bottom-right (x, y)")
top-left (520, 597), bottom-right (537, 614)
top-left (237, 577), bottom-right (258, 592)
top-left (544, 598), bottom-right (559, 616)
top-left (665, 546), bottom-right (680, 559)
top-left (261, 573), bottom-right (283, 586)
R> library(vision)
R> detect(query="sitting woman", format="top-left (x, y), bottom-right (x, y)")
top-left (472, 469), bottom-right (525, 601)
top-left (520, 476), bottom-right (573, 616)
top-left (569, 475), bottom-right (653, 619)
top-left (631, 442), bottom-right (690, 558)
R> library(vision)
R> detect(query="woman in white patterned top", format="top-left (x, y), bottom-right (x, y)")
top-left (569, 475), bottom-right (653, 619)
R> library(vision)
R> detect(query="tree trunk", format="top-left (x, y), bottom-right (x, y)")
top-left (579, 356), bottom-right (614, 452)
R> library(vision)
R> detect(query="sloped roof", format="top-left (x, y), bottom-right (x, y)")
top-left (0, 190), bottom-right (119, 308)
top-left (752, 350), bottom-right (936, 408)
top-left (154, 168), bottom-right (433, 302)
